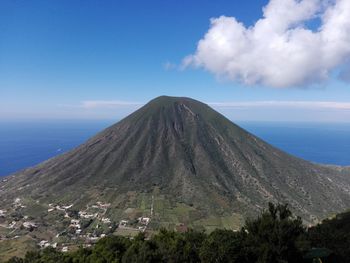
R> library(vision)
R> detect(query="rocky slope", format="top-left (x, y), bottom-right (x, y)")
top-left (1, 96), bottom-right (350, 229)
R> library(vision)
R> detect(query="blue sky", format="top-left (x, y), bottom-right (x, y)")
top-left (1, 0), bottom-right (350, 122)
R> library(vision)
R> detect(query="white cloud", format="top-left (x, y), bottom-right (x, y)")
top-left (80, 100), bottom-right (142, 109)
top-left (64, 99), bottom-right (350, 111)
top-left (163, 61), bottom-right (177, 71)
top-left (209, 101), bottom-right (350, 110)
top-left (53, 99), bottom-right (350, 122)
top-left (183, 0), bottom-right (350, 88)
top-left (59, 101), bottom-right (142, 109)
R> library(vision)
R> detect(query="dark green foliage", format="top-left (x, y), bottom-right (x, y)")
top-left (6, 257), bottom-right (24, 263)
top-left (243, 203), bottom-right (305, 263)
top-left (199, 229), bottom-right (251, 263)
top-left (20, 248), bottom-right (69, 263)
top-left (80, 219), bottom-right (93, 229)
top-left (22, 251), bottom-right (41, 263)
top-left (84, 235), bottom-right (131, 263)
top-left (180, 230), bottom-right (206, 262)
top-left (122, 233), bottom-right (162, 263)
top-left (66, 210), bottom-right (79, 219)
top-left (6, 204), bottom-right (350, 263)
top-left (152, 228), bottom-right (205, 263)
top-left (67, 248), bottom-right (92, 263)
top-left (36, 247), bottom-right (68, 263)
top-left (306, 211), bottom-right (350, 263)
top-left (200, 203), bottom-right (306, 263)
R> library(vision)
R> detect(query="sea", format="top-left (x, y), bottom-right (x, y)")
top-left (0, 120), bottom-right (349, 177)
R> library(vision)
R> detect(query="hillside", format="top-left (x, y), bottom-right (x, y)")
top-left (0, 96), bottom-right (350, 255)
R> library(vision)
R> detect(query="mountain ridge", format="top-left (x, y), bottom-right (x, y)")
top-left (1, 96), bottom-right (350, 234)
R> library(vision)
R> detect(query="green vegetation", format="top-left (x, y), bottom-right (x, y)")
top-left (0, 236), bottom-right (37, 262)
top-left (2, 97), bottom-right (350, 262)
top-left (2, 96), bottom-right (350, 234)
top-left (6, 203), bottom-right (349, 263)
top-left (307, 210), bottom-right (350, 262)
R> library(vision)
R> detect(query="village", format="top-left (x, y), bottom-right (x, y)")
top-left (0, 197), bottom-right (153, 253)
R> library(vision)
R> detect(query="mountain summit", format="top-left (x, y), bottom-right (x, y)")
top-left (1, 96), bottom-right (350, 231)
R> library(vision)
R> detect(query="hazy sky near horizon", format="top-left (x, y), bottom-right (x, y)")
top-left (1, 0), bottom-right (350, 122)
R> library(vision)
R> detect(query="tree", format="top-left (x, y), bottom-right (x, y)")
top-left (200, 229), bottom-right (251, 263)
top-left (87, 235), bottom-right (131, 263)
top-left (38, 247), bottom-right (67, 263)
top-left (244, 203), bottom-right (306, 263)
top-left (4, 203), bottom-right (319, 263)
top-left (22, 251), bottom-right (41, 263)
top-left (307, 211), bottom-right (350, 263)
top-left (179, 230), bottom-right (205, 263)
top-left (6, 257), bottom-right (23, 263)
top-left (122, 232), bottom-right (161, 263)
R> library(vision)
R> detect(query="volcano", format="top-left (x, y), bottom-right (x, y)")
top-left (1, 96), bottom-right (350, 231)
